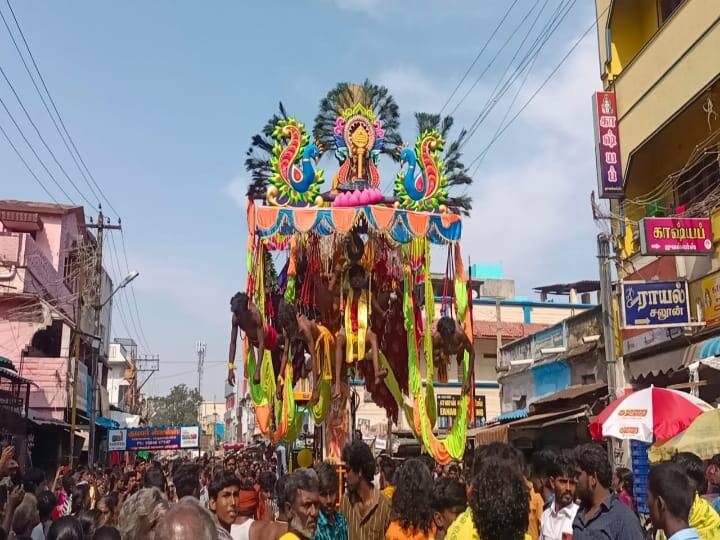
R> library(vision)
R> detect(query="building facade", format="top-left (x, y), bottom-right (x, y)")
top-left (0, 200), bottom-right (114, 465)
top-left (595, 0), bottom-right (720, 404)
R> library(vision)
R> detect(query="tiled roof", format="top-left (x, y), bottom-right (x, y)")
top-left (473, 321), bottom-right (548, 339)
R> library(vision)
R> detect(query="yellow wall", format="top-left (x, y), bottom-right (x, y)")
top-left (608, 0), bottom-right (658, 77)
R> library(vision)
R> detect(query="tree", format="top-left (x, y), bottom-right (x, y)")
top-left (146, 384), bottom-right (202, 427)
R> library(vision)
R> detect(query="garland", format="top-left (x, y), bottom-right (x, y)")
top-left (400, 241), bottom-right (471, 464)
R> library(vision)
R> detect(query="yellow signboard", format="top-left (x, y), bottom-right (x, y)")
top-left (701, 271), bottom-right (720, 327)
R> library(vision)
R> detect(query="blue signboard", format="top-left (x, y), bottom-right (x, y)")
top-left (108, 425), bottom-right (200, 452)
top-left (621, 281), bottom-right (690, 328)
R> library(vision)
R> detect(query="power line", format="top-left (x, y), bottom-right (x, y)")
top-left (0, 3), bottom-right (100, 204)
top-left (0, 63), bottom-right (95, 207)
top-left (466, 5), bottom-right (604, 169)
top-left (108, 232), bottom-right (150, 353)
top-left (448, 0), bottom-right (541, 118)
top-left (0, 94), bottom-right (75, 202)
top-left (120, 230), bottom-right (153, 354)
top-left (3, 0), bottom-right (121, 218)
top-left (461, 0), bottom-right (578, 151)
top-left (0, 120), bottom-right (58, 202)
top-left (439, 0), bottom-right (520, 115)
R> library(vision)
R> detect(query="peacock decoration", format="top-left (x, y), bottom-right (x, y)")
top-left (244, 103), bottom-right (324, 206)
top-left (395, 113), bottom-right (473, 216)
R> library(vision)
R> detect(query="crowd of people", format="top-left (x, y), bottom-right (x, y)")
top-left (1, 439), bottom-right (720, 540)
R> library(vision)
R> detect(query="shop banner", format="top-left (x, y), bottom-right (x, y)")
top-left (593, 91), bottom-right (624, 199)
top-left (701, 272), bottom-right (720, 327)
top-left (621, 281), bottom-right (690, 328)
top-left (640, 217), bottom-right (713, 255)
top-left (108, 425), bottom-right (199, 452)
top-left (437, 394), bottom-right (486, 422)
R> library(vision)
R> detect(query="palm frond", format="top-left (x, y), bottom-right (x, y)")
top-left (446, 195), bottom-right (473, 217)
top-left (244, 102), bottom-right (288, 198)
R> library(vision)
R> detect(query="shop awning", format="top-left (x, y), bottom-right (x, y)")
top-left (471, 406), bottom-right (589, 445)
top-left (626, 344), bottom-right (694, 379)
top-left (0, 366), bottom-right (36, 386)
top-left (490, 408), bottom-right (529, 423)
top-left (529, 382), bottom-right (607, 415)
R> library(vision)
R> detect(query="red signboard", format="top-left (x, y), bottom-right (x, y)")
top-left (593, 92), bottom-right (624, 199)
top-left (639, 217), bottom-right (713, 255)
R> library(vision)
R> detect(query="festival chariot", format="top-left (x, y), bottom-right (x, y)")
top-left (228, 81), bottom-right (477, 465)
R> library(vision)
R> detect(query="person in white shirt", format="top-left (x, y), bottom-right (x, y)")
top-left (541, 452), bottom-right (579, 540)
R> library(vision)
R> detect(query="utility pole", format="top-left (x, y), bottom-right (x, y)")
top-left (196, 341), bottom-right (206, 454)
top-left (85, 206), bottom-right (121, 469)
top-left (69, 245), bottom-right (85, 467)
top-left (597, 232), bottom-right (626, 467)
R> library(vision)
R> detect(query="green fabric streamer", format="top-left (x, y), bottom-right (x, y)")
top-left (402, 248), bottom-right (469, 463)
top-left (247, 349), bottom-right (266, 407)
top-left (310, 377), bottom-right (330, 423)
top-left (423, 241), bottom-right (436, 428)
top-left (285, 276), bottom-right (296, 303)
top-left (379, 353), bottom-right (417, 436)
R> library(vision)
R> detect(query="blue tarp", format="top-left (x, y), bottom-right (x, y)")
top-left (95, 416), bottom-right (120, 429)
top-left (698, 336), bottom-right (720, 359)
top-left (492, 408), bottom-right (529, 423)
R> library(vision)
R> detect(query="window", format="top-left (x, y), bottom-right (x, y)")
top-left (581, 374), bottom-right (596, 385)
top-left (677, 151), bottom-right (720, 208)
top-left (659, 0), bottom-right (686, 23)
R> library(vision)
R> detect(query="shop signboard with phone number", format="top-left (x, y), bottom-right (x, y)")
top-left (108, 426), bottom-right (199, 451)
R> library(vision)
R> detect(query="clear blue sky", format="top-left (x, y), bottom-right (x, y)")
top-left (1, 0), bottom-right (601, 400)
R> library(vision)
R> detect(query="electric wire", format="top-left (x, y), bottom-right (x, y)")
top-left (0, 120), bottom-right (58, 202)
top-left (3, 0), bottom-right (120, 218)
top-left (464, 5), bottom-right (603, 170)
top-left (0, 3), bottom-right (100, 204)
top-left (439, 0), bottom-right (520, 115)
top-left (0, 94), bottom-right (75, 202)
top-left (448, 0), bottom-right (545, 118)
top-left (0, 63), bottom-right (96, 207)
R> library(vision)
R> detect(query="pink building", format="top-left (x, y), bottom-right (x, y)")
top-left (0, 200), bottom-right (113, 464)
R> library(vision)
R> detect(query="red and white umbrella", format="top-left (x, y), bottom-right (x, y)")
top-left (590, 386), bottom-right (713, 443)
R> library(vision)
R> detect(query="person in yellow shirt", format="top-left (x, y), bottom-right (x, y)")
top-left (446, 457), bottom-right (532, 540)
top-left (379, 455), bottom-right (397, 500)
top-left (525, 479), bottom-right (544, 540)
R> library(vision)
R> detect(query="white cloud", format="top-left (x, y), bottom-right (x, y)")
top-left (328, 0), bottom-right (387, 15)
top-left (226, 175), bottom-right (248, 208)
top-left (376, 36), bottom-right (601, 290)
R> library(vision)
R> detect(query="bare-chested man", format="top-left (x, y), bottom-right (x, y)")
top-left (432, 316), bottom-right (474, 394)
top-left (275, 302), bottom-right (331, 403)
top-left (334, 264), bottom-right (387, 397)
top-left (227, 292), bottom-right (282, 386)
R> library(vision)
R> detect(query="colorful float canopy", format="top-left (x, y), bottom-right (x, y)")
top-left (255, 205), bottom-right (461, 244)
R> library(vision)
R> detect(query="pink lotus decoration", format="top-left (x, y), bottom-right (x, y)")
top-left (332, 188), bottom-right (384, 207)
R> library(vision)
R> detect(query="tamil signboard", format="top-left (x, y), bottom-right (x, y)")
top-left (639, 217), bottom-right (713, 255)
top-left (593, 91), bottom-right (624, 199)
top-left (108, 426), bottom-right (200, 452)
top-left (621, 281), bottom-right (690, 329)
top-left (437, 394), bottom-right (486, 423)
